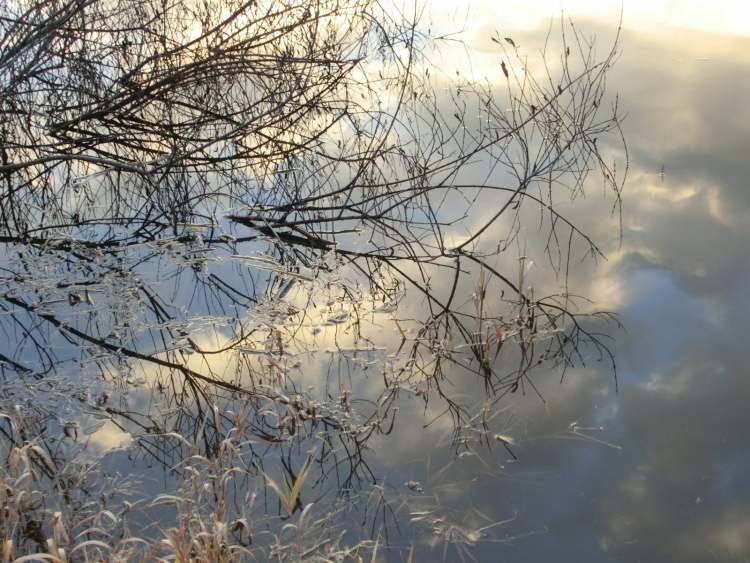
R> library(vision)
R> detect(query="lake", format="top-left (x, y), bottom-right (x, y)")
top-left (0, 1), bottom-right (748, 561)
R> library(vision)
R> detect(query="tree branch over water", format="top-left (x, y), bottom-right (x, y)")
top-left (0, 0), bottom-right (626, 557)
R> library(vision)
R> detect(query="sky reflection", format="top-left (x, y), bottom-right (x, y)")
top-left (2, 2), bottom-right (747, 560)
top-left (377, 8), bottom-right (750, 561)
top-left (85, 14), bottom-right (750, 561)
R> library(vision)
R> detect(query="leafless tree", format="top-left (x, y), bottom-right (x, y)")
top-left (0, 0), bottom-right (626, 556)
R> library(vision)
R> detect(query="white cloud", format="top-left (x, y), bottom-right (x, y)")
top-left (419, 0), bottom-right (750, 36)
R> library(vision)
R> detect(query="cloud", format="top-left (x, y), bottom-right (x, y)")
top-left (379, 17), bottom-right (750, 562)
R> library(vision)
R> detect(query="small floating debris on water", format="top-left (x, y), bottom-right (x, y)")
top-left (373, 300), bottom-right (398, 313)
top-left (405, 480), bottom-right (424, 493)
top-left (274, 279), bottom-right (296, 300)
top-left (324, 346), bottom-right (386, 354)
top-left (493, 434), bottom-right (515, 445)
top-left (230, 254), bottom-right (314, 281)
top-left (62, 420), bottom-right (80, 440)
top-left (325, 310), bottom-right (349, 324)
top-left (494, 434), bottom-right (519, 460)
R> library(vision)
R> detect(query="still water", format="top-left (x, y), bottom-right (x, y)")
top-left (436, 19), bottom-right (750, 563)
top-left (2, 5), bottom-right (749, 562)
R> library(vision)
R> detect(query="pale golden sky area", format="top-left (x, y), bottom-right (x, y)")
top-left (426, 0), bottom-right (748, 36)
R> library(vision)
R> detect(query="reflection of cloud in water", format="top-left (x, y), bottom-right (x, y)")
top-left (2, 9), bottom-right (748, 561)
top-left (455, 21), bottom-right (750, 563)
top-left (93, 18), bottom-right (750, 563)
top-left (354, 17), bottom-right (750, 562)
top-left (87, 420), bottom-right (133, 455)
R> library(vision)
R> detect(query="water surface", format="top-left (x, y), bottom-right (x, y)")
top-left (2, 6), bottom-right (749, 562)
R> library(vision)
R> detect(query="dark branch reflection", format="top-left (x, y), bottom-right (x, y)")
top-left (0, 0), bottom-right (625, 558)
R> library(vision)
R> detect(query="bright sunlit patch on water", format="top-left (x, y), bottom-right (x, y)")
top-left (418, 0), bottom-right (750, 36)
top-left (87, 421), bottom-right (133, 455)
top-left (400, 0), bottom-right (750, 83)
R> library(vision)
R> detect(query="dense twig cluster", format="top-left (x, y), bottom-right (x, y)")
top-left (0, 0), bottom-right (626, 558)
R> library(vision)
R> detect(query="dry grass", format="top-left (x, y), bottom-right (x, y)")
top-left (0, 404), bottom-right (386, 562)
